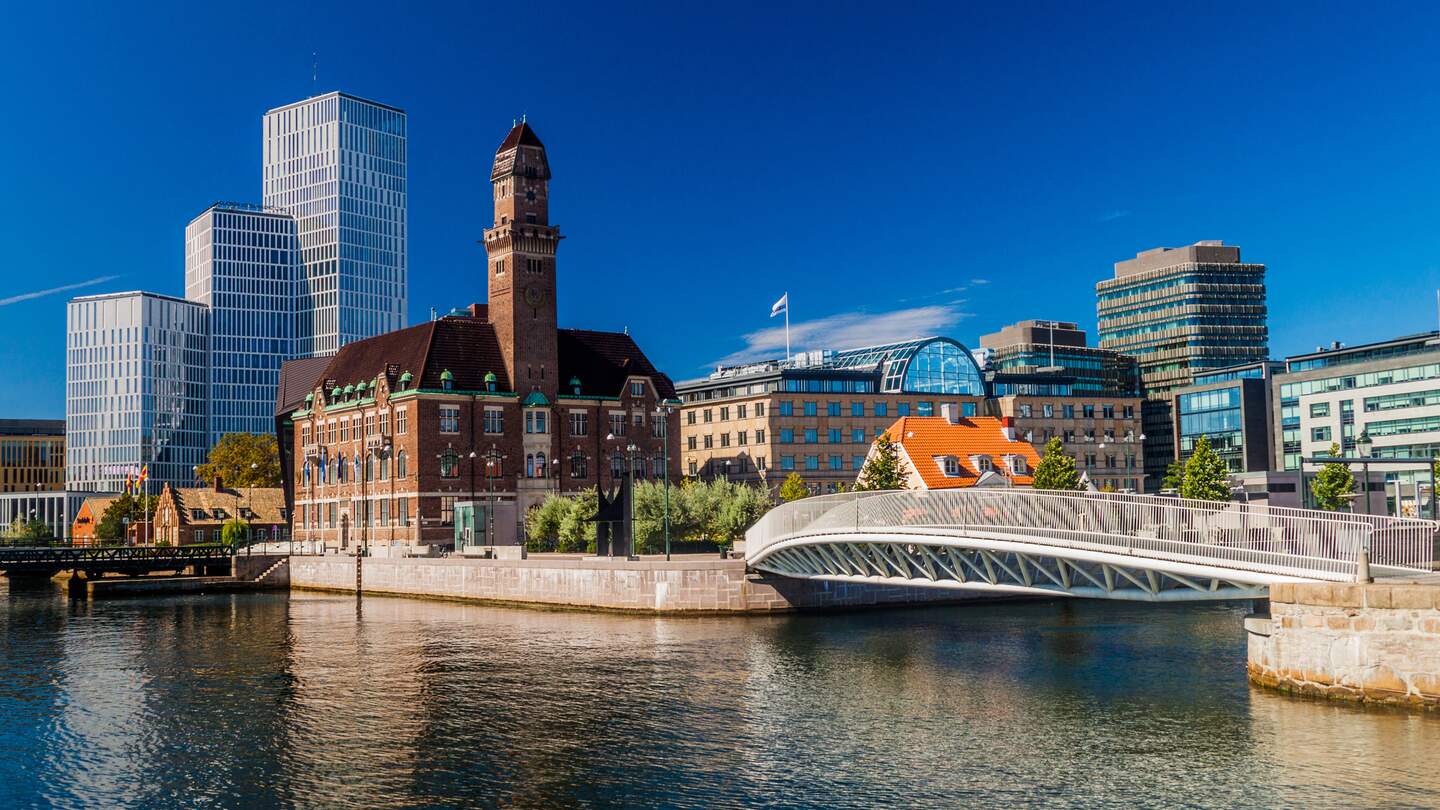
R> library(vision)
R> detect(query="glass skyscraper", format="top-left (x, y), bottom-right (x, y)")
top-left (66, 292), bottom-right (209, 491)
top-left (262, 92), bottom-right (408, 357)
top-left (185, 203), bottom-right (300, 446)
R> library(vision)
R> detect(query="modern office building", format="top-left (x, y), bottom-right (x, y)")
top-left (0, 419), bottom-right (65, 493)
top-left (1170, 360), bottom-right (1283, 476)
top-left (284, 121), bottom-right (679, 551)
top-left (1097, 241), bottom-right (1269, 490)
top-left (65, 292), bottom-right (209, 491)
top-left (676, 337), bottom-right (989, 494)
top-left (1273, 331), bottom-right (1440, 514)
top-left (980, 319), bottom-right (1140, 397)
top-left (263, 92), bottom-right (408, 357)
top-left (185, 203), bottom-right (300, 445)
top-left (979, 319), bottom-right (1144, 490)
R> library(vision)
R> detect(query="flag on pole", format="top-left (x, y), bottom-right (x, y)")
top-left (124, 472), bottom-right (134, 494)
top-left (137, 465), bottom-right (149, 486)
top-left (770, 293), bottom-right (788, 318)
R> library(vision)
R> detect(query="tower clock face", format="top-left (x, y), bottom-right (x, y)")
top-left (524, 284), bottom-right (546, 306)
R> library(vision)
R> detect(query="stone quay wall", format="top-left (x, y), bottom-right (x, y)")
top-left (1247, 582), bottom-right (1440, 709)
top-left (289, 554), bottom-right (1002, 613)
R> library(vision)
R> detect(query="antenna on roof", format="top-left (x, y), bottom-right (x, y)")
top-left (311, 52), bottom-right (317, 96)
top-left (430, 307), bottom-right (437, 322)
top-left (623, 326), bottom-right (629, 335)
top-left (522, 112), bottom-right (527, 123)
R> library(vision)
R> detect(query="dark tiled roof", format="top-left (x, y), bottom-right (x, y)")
top-left (558, 329), bottom-right (677, 399)
top-left (276, 356), bottom-right (332, 415)
top-left (311, 318), bottom-right (512, 397)
top-left (498, 122), bottom-right (544, 152)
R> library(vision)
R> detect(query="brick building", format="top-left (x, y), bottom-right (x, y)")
top-left (676, 338), bottom-right (988, 495)
top-left (283, 122), bottom-right (679, 552)
top-left (152, 480), bottom-right (288, 546)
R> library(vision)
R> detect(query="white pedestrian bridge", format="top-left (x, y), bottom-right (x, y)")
top-left (744, 490), bottom-right (1437, 601)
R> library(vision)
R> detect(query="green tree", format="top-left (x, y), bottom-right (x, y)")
top-left (556, 488), bottom-right (599, 553)
top-left (1180, 435), bottom-right (1232, 502)
top-left (524, 496), bottom-right (571, 552)
top-left (221, 518), bottom-right (250, 547)
top-left (96, 493), bottom-right (157, 543)
top-left (855, 431), bottom-right (907, 491)
top-left (4, 518), bottom-right (54, 543)
top-left (195, 433), bottom-right (281, 487)
top-left (1161, 460), bottom-right (1185, 493)
top-left (1311, 442), bottom-right (1356, 511)
top-left (1031, 438), bottom-right (1081, 491)
top-left (778, 473), bottom-right (810, 502)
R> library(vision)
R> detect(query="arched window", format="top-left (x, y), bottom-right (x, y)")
top-left (571, 451), bottom-right (587, 479)
top-left (337, 453), bottom-right (346, 483)
top-left (319, 451), bottom-right (329, 485)
top-left (611, 452), bottom-right (624, 479)
top-left (440, 449), bottom-right (459, 479)
top-left (535, 452), bottom-right (546, 478)
top-left (396, 450), bottom-right (408, 478)
top-left (653, 455), bottom-right (665, 478)
top-left (378, 454), bottom-right (389, 480)
top-left (303, 461), bottom-right (310, 486)
top-left (365, 454), bottom-right (374, 482)
top-left (525, 453), bottom-right (535, 478)
top-left (354, 456), bottom-right (362, 482)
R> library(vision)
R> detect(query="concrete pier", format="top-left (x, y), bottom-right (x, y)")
top-left (1247, 580), bottom-right (1440, 709)
top-left (289, 553), bottom-right (1007, 613)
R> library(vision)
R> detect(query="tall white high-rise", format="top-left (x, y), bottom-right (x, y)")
top-left (65, 292), bottom-right (209, 491)
top-left (262, 92), bottom-right (408, 357)
top-left (185, 203), bottom-right (300, 446)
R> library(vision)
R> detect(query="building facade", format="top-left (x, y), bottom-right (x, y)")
top-left (263, 92), bottom-right (408, 357)
top-left (988, 395), bottom-right (1144, 492)
top-left (676, 338), bottom-right (988, 494)
top-left (1097, 241), bottom-right (1269, 490)
top-left (0, 491), bottom-right (94, 542)
top-left (980, 319), bottom-right (1139, 397)
top-left (185, 203), bottom-right (300, 445)
top-left (285, 122), bottom-right (679, 551)
top-left (66, 292), bottom-right (209, 492)
top-left (1170, 360), bottom-right (1282, 477)
top-left (152, 481), bottom-right (288, 546)
top-left (1273, 332), bottom-right (1440, 514)
top-left (0, 419), bottom-right (65, 493)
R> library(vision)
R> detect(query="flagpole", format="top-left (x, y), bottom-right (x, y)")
top-left (784, 291), bottom-right (791, 362)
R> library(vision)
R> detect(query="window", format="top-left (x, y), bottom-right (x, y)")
top-left (440, 496), bottom-right (455, 526)
top-left (852, 455), bottom-right (865, 470)
top-left (440, 449), bottom-right (459, 479)
top-left (484, 408), bottom-right (504, 434)
top-left (703, 435), bottom-right (713, 449)
top-left (780, 428), bottom-right (794, 443)
top-left (874, 402), bottom-right (888, 418)
top-left (364, 454), bottom-right (374, 481)
top-left (569, 411), bottom-right (588, 437)
top-left (337, 453), bottom-right (347, 482)
top-left (780, 455), bottom-right (796, 471)
top-left (364, 414), bottom-right (375, 436)
top-left (686, 410), bottom-right (696, 425)
top-left (687, 436), bottom-right (697, 450)
top-left (703, 409), bottom-right (713, 423)
top-left (611, 452), bottom-right (624, 479)
top-left (301, 425), bottom-right (311, 445)
top-left (755, 403), bottom-right (766, 417)
top-left (940, 456), bottom-right (960, 476)
top-left (609, 413), bottom-right (626, 436)
top-left (525, 410), bottom-right (548, 434)
top-left (828, 428), bottom-right (841, 443)
top-left (962, 402), bottom-right (977, 417)
top-left (737, 404), bottom-right (747, 419)
top-left (688, 460), bottom-right (698, 476)
top-left (756, 456), bottom-right (767, 470)
top-left (340, 419), bottom-right (350, 442)
top-left (1310, 402), bottom-right (1331, 417)
top-left (720, 433), bottom-right (731, 447)
top-left (1018, 404), bottom-right (1032, 418)
top-left (804, 428), bottom-right (818, 443)
top-left (1123, 405), bottom-right (1134, 418)
top-left (851, 401), bottom-right (864, 417)
top-left (1043, 403), bottom-right (1054, 418)
top-left (805, 455), bottom-right (820, 471)
top-left (851, 429), bottom-right (865, 443)
top-left (755, 429), bottom-right (765, 443)
top-left (828, 455), bottom-right (842, 470)
top-left (396, 450), bottom-right (407, 478)
top-left (1062, 404), bottom-right (1076, 419)
top-left (897, 403), bottom-right (911, 416)
top-left (720, 406), bottom-right (730, 421)
top-left (1102, 405), bottom-right (1115, 419)
top-left (917, 401), bottom-right (934, 416)
top-left (1312, 426), bottom-right (1332, 442)
top-left (803, 401), bottom-right (817, 417)
top-left (398, 500), bottom-right (409, 527)
top-left (571, 451), bottom-right (587, 478)
top-left (439, 406), bottom-right (460, 434)
top-left (630, 381), bottom-right (645, 397)
top-left (396, 408), bottom-right (408, 435)
top-left (827, 401), bottom-right (841, 417)
top-left (379, 411), bottom-right (390, 436)
top-left (779, 401), bottom-right (794, 417)
top-left (737, 430), bottom-right (748, 446)
top-left (1083, 404), bottom-right (1096, 418)
top-left (973, 455), bottom-right (993, 472)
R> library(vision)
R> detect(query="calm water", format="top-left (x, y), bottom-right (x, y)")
top-left (2, 582), bottom-right (1438, 809)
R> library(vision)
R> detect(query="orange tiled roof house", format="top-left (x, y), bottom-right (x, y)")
top-left (866, 406), bottom-right (1042, 490)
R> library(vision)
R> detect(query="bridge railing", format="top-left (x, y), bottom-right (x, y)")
top-left (746, 489), bottom-right (1436, 579)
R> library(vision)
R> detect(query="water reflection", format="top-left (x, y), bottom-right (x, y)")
top-left (1, 582), bottom-right (1438, 808)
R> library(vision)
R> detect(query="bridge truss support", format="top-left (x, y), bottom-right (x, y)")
top-left (753, 537), bottom-right (1274, 602)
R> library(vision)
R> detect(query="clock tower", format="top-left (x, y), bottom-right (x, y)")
top-left (483, 120), bottom-right (561, 397)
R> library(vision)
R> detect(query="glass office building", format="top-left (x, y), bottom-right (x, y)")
top-left (263, 92), bottom-right (408, 357)
top-left (1170, 360), bottom-right (1282, 474)
top-left (185, 203), bottom-right (300, 445)
top-left (66, 292), bottom-right (209, 491)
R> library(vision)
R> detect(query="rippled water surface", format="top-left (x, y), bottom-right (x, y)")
top-left (2, 581), bottom-right (1438, 809)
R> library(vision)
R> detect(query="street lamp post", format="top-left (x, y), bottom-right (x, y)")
top-left (1356, 430), bottom-right (1374, 515)
top-left (655, 401), bottom-right (676, 561)
top-left (626, 442), bottom-right (639, 556)
top-left (484, 446), bottom-right (504, 548)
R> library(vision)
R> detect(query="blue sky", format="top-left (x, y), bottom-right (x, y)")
top-left (3, 2), bottom-right (1440, 417)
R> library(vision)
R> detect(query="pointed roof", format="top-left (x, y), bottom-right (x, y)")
top-left (883, 415), bottom-right (1041, 490)
top-left (557, 329), bottom-right (677, 399)
top-left (498, 121), bottom-right (545, 152)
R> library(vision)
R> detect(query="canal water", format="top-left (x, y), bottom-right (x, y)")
top-left (2, 583), bottom-right (1438, 809)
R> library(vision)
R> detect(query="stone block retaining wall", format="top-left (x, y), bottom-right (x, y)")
top-left (289, 555), bottom-right (1001, 613)
top-left (1247, 581), bottom-right (1440, 709)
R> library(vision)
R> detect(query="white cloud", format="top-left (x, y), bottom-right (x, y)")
top-left (710, 304), bottom-right (970, 368)
top-left (1096, 209), bottom-right (1130, 223)
top-left (0, 275), bottom-right (121, 307)
top-left (970, 278), bottom-right (990, 285)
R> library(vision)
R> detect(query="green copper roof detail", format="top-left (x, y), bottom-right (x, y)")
top-left (440, 369), bottom-right (455, 382)
top-left (522, 390), bottom-right (551, 407)
top-left (483, 371), bottom-right (497, 383)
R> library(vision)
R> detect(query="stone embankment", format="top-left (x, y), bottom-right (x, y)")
top-left (1247, 581), bottom-right (1440, 709)
top-left (289, 554), bottom-right (1001, 613)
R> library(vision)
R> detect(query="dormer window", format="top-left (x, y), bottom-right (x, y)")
top-left (970, 455), bottom-right (994, 473)
top-left (1007, 455), bottom-right (1029, 476)
top-left (936, 456), bottom-right (962, 477)
top-left (484, 371), bottom-right (497, 392)
top-left (440, 369), bottom-right (455, 391)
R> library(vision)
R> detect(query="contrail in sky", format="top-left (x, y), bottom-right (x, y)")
top-left (0, 275), bottom-right (121, 307)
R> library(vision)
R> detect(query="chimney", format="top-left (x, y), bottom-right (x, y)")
top-left (213, 475), bottom-right (224, 493)
top-left (940, 402), bottom-right (961, 425)
top-left (1000, 416), bottom-right (1017, 441)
